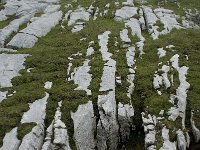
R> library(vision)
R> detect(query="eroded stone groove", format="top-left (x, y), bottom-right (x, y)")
top-left (67, 41), bottom-right (94, 96)
top-left (142, 47), bottom-right (191, 149)
top-left (18, 82), bottom-right (52, 150)
top-left (0, 82), bottom-right (52, 150)
top-left (118, 28), bottom-right (135, 144)
top-left (42, 100), bottom-right (71, 150)
top-left (96, 31), bottom-right (119, 150)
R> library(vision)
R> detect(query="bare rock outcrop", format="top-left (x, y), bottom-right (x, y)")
top-left (71, 101), bottom-right (95, 150)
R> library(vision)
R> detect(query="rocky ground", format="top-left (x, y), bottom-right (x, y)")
top-left (0, 0), bottom-right (200, 149)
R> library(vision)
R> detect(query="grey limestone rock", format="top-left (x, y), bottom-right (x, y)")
top-left (7, 11), bottom-right (62, 48)
top-left (115, 6), bottom-right (138, 21)
top-left (0, 54), bottom-right (28, 88)
top-left (7, 33), bottom-right (38, 48)
top-left (176, 130), bottom-right (186, 150)
top-left (18, 124), bottom-right (45, 150)
top-left (21, 11), bottom-right (62, 37)
top-left (0, 91), bottom-right (7, 103)
top-left (0, 127), bottom-right (21, 150)
top-left (71, 101), bottom-right (95, 150)
top-left (0, 14), bottom-right (33, 47)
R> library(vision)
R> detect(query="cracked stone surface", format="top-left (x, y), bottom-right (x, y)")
top-left (97, 31), bottom-right (119, 150)
top-left (120, 29), bottom-right (131, 44)
top-left (0, 14), bottom-right (33, 47)
top-left (64, 7), bottom-right (90, 32)
top-left (18, 124), bottom-right (45, 150)
top-left (21, 11), bottom-right (62, 37)
top-left (153, 65), bottom-right (171, 90)
top-left (0, 54), bottom-right (28, 88)
top-left (42, 101), bottom-right (71, 150)
top-left (1, 0), bottom-right (62, 48)
top-left (17, 82), bottom-right (52, 150)
top-left (142, 113), bottom-right (157, 149)
top-left (8, 11), bottom-right (62, 48)
top-left (71, 101), bottom-right (95, 150)
top-left (115, 6), bottom-right (138, 21)
top-left (168, 54), bottom-right (190, 128)
top-left (7, 33), bottom-right (38, 48)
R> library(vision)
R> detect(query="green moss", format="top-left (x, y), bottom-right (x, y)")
top-left (148, 0), bottom-right (200, 16)
top-left (17, 123), bottom-right (37, 140)
top-left (34, 12), bottom-right (43, 17)
top-left (0, 15), bottom-right (16, 29)
top-left (154, 20), bottom-right (165, 32)
top-left (4, 23), bottom-right (27, 46)
top-left (0, 4), bottom-right (4, 11)
top-left (0, 0), bottom-right (126, 147)
top-left (130, 28), bottom-right (200, 148)
top-left (133, 14), bottom-right (140, 20)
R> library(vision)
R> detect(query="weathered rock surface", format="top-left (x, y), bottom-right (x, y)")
top-left (21, 11), bottom-right (62, 37)
top-left (64, 7), bottom-right (90, 32)
top-left (120, 29), bottom-right (131, 44)
top-left (7, 33), bottom-right (38, 48)
top-left (68, 8), bottom-right (90, 26)
top-left (8, 11), bottom-right (62, 48)
top-left (168, 54), bottom-right (190, 128)
top-left (143, 7), bottom-right (183, 39)
top-left (20, 92), bottom-right (49, 124)
top-left (44, 81), bottom-right (53, 90)
top-left (97, 31), bottom-right (119, 150)
top-left (42, 101), bottom-right (71, 150)
top-left (176, 130), bottom-right (187, 150)
top-left (70, 59), bottom-right (92, 95)
top-left (157, 47), bottom-right (166, 58)
top-left (97, 91), bottom-right (119, 150)
top-left (153, 65), bottom-right (171, 90)
top-left (115, 7), bottom-right (138, 21)
top-left (19, 92), bottom-right (49, 149)
top-left (160, 127), bottom-right (176, 150)
top-left (0, 91), bottom-right (7, 103)
top-left (142, 113), bottom-right (157, 149)
top-left (0, 127), bottom-right (21, 150)
top-left (119, 22), bottom-right (137, 143)
top-left (18, 124), bottom-right (45, 150)
top-left (0, 0), bottom-right (63, 48)
top-left (0, 54), bottom-right (28, 88)
top-left (0, 14), bottom-right (33, 47)
top-left (71, 101), bottom-right (95, 150)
